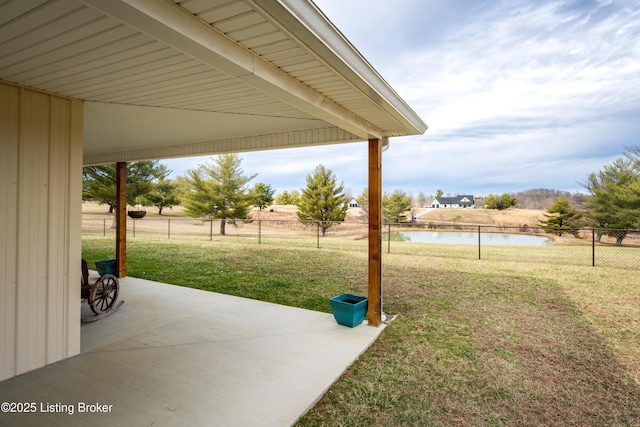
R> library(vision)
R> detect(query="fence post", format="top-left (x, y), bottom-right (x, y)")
top-left (592, 228), bottom-right (595, 267)
top-left (258, 219), bottom-right (262, 244)
top-left (317, 222), bottom-right (320, 249)
top-left (478, 225), bottom-right (481, 260)
top-left (168, 218), bottom-right (171, 240)
top-left (387, 223), bottom-right (391, 253)
top-left (133, 218), bottom-right (136, 238)
top-left (103, 218), bottom-right (106, 237)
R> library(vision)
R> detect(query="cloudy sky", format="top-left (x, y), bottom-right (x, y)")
top-left (165, 0), bottom-right (640, 198)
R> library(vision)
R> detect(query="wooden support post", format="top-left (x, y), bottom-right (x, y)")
top-left (115, 162), bottom-right (127, 278)
top-left (368, 138), bottom-right (382, 326)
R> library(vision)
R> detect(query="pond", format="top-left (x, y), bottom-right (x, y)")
top-left (385, 231), bottom-right (554, 246)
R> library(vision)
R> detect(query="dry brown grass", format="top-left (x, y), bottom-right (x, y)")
top-left (82, 202), bottom-right (369, 239)
top-left (83, 202), bottom-right (543, 225)
top-left (418, 207), bottom-right (546, 227)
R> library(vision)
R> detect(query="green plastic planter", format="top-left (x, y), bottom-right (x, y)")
top-left (95, 259), bottom-right (116, 276)
top-left (330, 294), bottom-right (368, 327)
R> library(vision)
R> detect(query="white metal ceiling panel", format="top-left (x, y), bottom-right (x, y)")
top-left (180, 0), bottom-right (411, 135)
top-left (0, 0), bottom-right (425, 164)
top-left (83, 101), bottom-right (332, 154)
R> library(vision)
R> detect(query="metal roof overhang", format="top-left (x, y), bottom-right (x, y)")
top-left (0, 0), bottom-right (427, 165)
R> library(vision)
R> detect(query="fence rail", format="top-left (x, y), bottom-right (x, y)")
top-left (82, 217), bottom-right (640, 270)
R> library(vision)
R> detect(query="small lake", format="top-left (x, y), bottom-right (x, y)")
top-left (385, 231), bottom-right (554, 246)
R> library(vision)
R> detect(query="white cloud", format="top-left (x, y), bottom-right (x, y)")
top-left (167, 0), bottom-right (640, 199)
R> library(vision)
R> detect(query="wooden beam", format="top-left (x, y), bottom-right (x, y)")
top-left (115, 162), bottom-right (127, 278)
top-left (367, 138), bottom-right (382, 326)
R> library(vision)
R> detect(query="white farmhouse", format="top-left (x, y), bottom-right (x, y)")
top-left (431, 195), bottom-right (475, 208)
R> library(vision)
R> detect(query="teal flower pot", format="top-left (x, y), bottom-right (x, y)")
top-left (330, 294), bottom-right (368, 327)
top-left (95, 259), bottom-right (116, 276)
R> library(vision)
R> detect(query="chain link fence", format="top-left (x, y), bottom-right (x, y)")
top-left (384, 222), bottom-right (640, 270)
top-left (82, 216), bottom-right (639, 270)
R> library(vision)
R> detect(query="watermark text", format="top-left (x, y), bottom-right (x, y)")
top-left (1, 401), bottom-right (113, 415)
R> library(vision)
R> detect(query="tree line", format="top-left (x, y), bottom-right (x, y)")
top-left (83, 154), bottom-right (416, 236)
top-left (83, 146), bottom-right (640, 243)
top-left (83, 156), bottom-right (322, 236)
top-left (536, 146), bottom-right (640, 244)
top-left (83, 161), bottom-right (180, 215)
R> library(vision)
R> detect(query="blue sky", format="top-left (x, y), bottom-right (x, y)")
top-left (165, 0), bottom-right (640, 198)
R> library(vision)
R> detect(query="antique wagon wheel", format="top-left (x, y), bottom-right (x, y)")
top-left (89, 274), bottom-right (119, 315)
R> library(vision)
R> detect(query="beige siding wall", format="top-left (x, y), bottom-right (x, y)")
top-left (0, 81), bottom-right (82, 381)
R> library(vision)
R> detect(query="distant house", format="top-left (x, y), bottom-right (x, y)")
top-left (431, 195), bottom-right (475, 209)
top-left (423, 198), bottom-right (435, 208)
top-left (348, 198), bottom-right (360, 208)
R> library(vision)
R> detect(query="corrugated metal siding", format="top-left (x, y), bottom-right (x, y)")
top-left (0, 82), bottom-right (19, 380)
top-left (48, 96), bottom-right (71, 362)
top-left (16, 88), bottom-right (49, 373)
top-left (0, 81), bottom-right (82, 381)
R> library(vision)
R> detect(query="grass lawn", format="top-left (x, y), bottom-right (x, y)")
top-left (83, 236), bottom-right (640, 426)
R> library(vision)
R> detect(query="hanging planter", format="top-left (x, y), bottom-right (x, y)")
top-left (128, 195), bottom-right (147, 218)
top-left (330, 294), bottom-right (368, 327)
top-left (127, 210), bottom-right (146, 218)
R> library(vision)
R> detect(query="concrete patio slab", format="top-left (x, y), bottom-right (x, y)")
top-left (0, 275), bottom-right (384, 426)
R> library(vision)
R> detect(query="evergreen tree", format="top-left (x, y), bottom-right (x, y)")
top-left (289, 190), bottom-right (301, 205)
top-left (126, 161), bottom-right (163, 209)
top-left (274, 190), bottom-right (300, 205)
top-left (83, 164), bottom-right (117, 212)
top-left (296, 165), bottom-right (348, 236)
top-left (582, 147), bottom-right (640, 245)
top-left (500, 193), bottom-right (518, 210)
top-left (83, 161), bottom-right (168, 213)
top-left (274, 191), bottom-right (290, 205)
top-left (145, 178), bottom-right (181, 215)
top-left (485, 193), bottom-right (518, 210)
top-left (538, 196), bottom-right (582, 237)
top-left (382, 190), bottom-right (413, 223)
top-left (251, 182), bottom-right (275, 211)
top-left (182, 154), bottom-right (256, 235)
top-left (484, 194), bottom-right (499, 209)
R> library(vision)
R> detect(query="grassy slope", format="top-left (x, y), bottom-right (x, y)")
top-left (83, 237), bottom-right (640, 426)
top-left (417, 207), bottom-right (545, 227)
